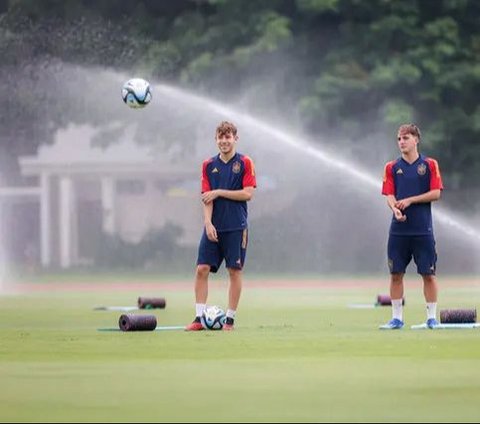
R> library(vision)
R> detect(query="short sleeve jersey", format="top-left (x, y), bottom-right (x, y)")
top-left (201, 152), bottom-right (256, 232)
top-left (382, 154), bottom-right (443, 235)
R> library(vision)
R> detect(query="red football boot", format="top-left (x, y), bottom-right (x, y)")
top-left (185, 320), bottom-right (204, 331)
top-left (222, 317), bottom-right (235, 331)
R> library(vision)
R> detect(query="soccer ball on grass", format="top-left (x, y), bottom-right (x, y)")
top-left (201, 305), bottom-right (226, 330)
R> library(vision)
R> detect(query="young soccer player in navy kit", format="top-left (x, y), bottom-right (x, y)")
top-left (186, 121), bottom-right (256, 331)
top-left (380, 124), bottom-right (443, 330)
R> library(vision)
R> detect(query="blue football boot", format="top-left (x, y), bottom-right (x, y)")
top-left (379, 318), bottom-right (404, 330)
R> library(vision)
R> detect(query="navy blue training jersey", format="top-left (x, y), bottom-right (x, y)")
top-left (201, 152), bottom-right (256, 232)
top-left (382, 154), bottom-right (443, 235)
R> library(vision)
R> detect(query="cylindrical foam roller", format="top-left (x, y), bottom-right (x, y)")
top-left (440, 309), bottom-right (476, 324)
top-left (376, 295), bottom-right (405, 306)
top-left (119, 314), bottom-right (157, 331)
top-left (137, 297), bottom-right (166, 309)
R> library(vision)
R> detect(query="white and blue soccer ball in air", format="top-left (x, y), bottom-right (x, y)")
top-left (201, 305), bottom-right (226, 330)
top-left (122, 78), bottom-right (152, 109)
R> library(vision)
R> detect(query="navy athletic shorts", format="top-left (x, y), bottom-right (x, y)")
top-left (387, 234), bottom-right (437, 275)
top-left (197, 229), bottom-right (248, 273)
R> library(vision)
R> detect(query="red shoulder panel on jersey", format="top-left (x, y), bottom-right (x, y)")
top-left (201, 158), bottom-right (214, 193)
top-left (381, 160), bottom-right (396, 195)
top-left (241, 155), bottom-right (257, 188)
top-left (425, 157), bottom-right (444, 191)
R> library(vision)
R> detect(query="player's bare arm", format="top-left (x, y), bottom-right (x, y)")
top-left (395, 189), bottom-right (441, 210)
top-left (387, 195), bottom-right (406, 222)
top-left (203, 202), bottom-right (218, 242)
top-left (202, 186), bottom-right (255, 204)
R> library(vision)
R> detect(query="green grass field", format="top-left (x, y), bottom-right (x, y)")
top-left (1, 276), bottom-right (480, 422)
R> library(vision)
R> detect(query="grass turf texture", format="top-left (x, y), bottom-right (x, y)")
top-left (1, 278), bottom-right (480, 422)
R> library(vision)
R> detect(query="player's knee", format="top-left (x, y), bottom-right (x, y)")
top-left (422, 274), bottom-right (436, 284)
top-left (196, 264), bottom-right (210, 278)
top-left (227, 267), bottom-right (242, 277)
top-left (391, 273), bottom-right (404, 285)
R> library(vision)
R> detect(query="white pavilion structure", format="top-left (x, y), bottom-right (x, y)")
top-left (5, 124), bottom-right (201, 269)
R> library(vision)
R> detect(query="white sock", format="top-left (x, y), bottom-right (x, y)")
top-left (392, 299), bottom-right (403, 321)
top-left (195, 303), bottom-right (206, 318)
top-left (226, 309), bottom-right (236, 320)
top-left (426, 302), bottom-right (437, 320)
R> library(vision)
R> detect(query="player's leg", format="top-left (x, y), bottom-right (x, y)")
top-left (186, 264), bottom-right (211, 331)
top-left (414, 235), bottom-right (439, 328)
top-left (194, 264), bottom-right (210, 310)
top-left (379, 272), bottom-right (406, 329)
top-left (186, 231), bottom-right (222, 331)
top-left (222, 229), bottom-right (248, 330)
top-left (380, 235), bottom-right (411, 329)
top-left (422, 274), bottom-right (438, 303)
top-left (224, 268), bottom-right (242, 330)
top-left (390, 272), bottom-right (404, 301)
top-left (422, 274), bottom-right (438, 328)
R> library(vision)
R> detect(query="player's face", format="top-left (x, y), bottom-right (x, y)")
top-left (397, 131), bottom-right (418, 154)
top-left (216, 131), bottom-right (237, 154)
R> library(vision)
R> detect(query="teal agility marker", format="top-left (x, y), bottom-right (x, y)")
top-left (97, 326), bottom-right (185, 332)
top-left (411, 323), bottom-right (480, 330)
top-left (347, 303), bottom-right (377, 309)
top-left (93, 306), bottom-right (139, 312)
top-left (412, 308), bottom-right (477, 329)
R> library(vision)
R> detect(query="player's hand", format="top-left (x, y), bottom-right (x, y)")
top-left (395, 198), bottom-right (412, 210)
top-left (393, 208), bottom-right (407, 222)
top-left (205, 222), bottom-right (218, 242)
top-left (202, 190), bottom-right (220, 204)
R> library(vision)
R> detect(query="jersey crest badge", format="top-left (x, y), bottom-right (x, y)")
top-left (417, 163), bottom-right (426, 176)
top-left (232, 161), bottom-right (241, 174)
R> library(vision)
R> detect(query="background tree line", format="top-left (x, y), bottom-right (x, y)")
top-left (0, 0), bottom-right (479, 206)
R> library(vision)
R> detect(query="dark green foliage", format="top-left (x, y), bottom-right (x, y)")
top-left (1, 0), bottom-right (479, 191)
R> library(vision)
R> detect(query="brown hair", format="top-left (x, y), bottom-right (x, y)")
top-left (216, 121), bottom-right (237, 137)
top-left (398, 123), bottom-right (421, 140)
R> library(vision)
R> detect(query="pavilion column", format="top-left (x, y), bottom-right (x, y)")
top-left (59, 176), bottom-right (74, 269)
top-left (101, 176), bottom-right (116, 234)
top-left (39, 172), bottom-right (51, 267)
